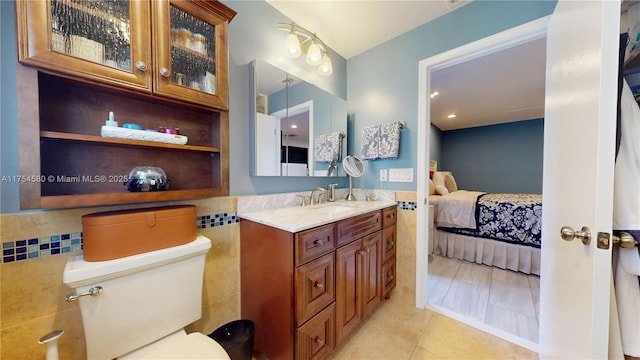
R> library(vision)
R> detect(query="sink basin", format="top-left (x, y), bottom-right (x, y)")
top-left (310, 203), bottom-right (357, 214)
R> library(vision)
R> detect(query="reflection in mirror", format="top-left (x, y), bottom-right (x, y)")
top-left (250, 59), bottom-right (347, 177)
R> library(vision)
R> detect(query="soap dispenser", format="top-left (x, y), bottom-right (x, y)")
top-left (327, 183), bottom-right (338, 202)
top-left (105, 111), bottom-right (118, 127)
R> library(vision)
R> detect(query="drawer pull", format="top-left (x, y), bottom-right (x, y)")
top-left (314, 281), bottom-right (324, 290)
top-left (314, 337), bottom-right (325, 346)
top-left (313, 239), bottom-right (324, 246)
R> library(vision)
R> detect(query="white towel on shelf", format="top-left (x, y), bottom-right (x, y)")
top-left (360, 125), bottom-right (380, 160)
top-left (314, 132), bottom-right (341, 162)
top-left (379, 121), bottom-right (401, 159)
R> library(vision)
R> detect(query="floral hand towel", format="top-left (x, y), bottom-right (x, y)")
top-left (360, 125), bottom-right (380, 160)
top-left (379, 121), bottom-right (400, 159)
top-left (314, 132), bottom-right (341, 162)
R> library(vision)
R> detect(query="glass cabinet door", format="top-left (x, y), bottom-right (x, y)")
top-left (168, 5), bottom-right (217, 94)
top-left (152, 0), bottom-right (231, 110)
top-left (17, 0), bottom-right (152, 90)
top-left (50, 0), bottom-right (132, 70)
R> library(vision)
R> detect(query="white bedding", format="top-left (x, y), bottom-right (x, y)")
top-left (435, 190), bottom-right (485, 229)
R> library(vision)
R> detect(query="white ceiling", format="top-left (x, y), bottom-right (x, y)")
top-left (266, 0), bottom-right (469, 59)
top-left (266, 0), bottom-right (547, 131)
top-left (431, 37), bottom-right (547, 131)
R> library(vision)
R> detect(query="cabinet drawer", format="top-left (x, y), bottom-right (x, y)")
top-left (296, 303), bottom-right (335, 360)
top-left (336, 211), bottom-right (381, 247)
top-left (382, 225), bottom-right (397, 263)
top-left (295, 223), bottom-right (336, 266)
top-left (295, 253), bottom-right (336, 326)
top-left (382, 206), bottom-right (397, 228)
top-left (382, 258), bottom-right (396, 299)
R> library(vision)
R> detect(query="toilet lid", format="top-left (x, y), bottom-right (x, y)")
top-left (141, 332), bottom-right (230, 359)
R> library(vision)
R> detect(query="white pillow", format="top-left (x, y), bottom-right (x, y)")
top-left (432, 172), bottom-right (445, 187)
top-left (435, 185), bottom-right (449, 195)
top-left (428, 179), bottom-right (436, 195)
top-left (444, 174), bottom-right (458, 193)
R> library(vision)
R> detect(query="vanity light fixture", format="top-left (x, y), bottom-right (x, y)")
top-left (430, 91), bottom-right (439, 98)
top-left (447, 114), bottom-right (457, 119)
top-left (278, 22), bottom-right (333, 75)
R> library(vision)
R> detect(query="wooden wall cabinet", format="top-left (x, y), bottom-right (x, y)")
top-left (240, 207), bottom-right (396, 360)
top-left (16, 0), bottom-right (235, 110)
top-left (14, 0), bottom-right (235, 209)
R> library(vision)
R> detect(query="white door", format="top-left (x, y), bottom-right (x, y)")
top-left (539, 1), bottom-right (619, 358)
top-left (255, 112), bottom-right (281, 176)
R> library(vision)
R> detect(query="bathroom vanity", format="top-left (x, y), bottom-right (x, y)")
top-left (239, 201), bottom-right (397, 360)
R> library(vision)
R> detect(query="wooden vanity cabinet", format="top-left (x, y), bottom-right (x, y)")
top-left (381, 207), bottom-right (397, 299)
top-left (335, 230), bottom-right (382, 344)
top-left (16, 0), bottom-right (235, 110)
top-left (241, 206), bottom-right (396, 360)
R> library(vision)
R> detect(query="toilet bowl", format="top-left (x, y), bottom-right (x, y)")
top-left (63, 235), bottom-right (230, 360)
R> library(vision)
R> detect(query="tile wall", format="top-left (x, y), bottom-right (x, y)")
top-left (395, 191), bottom-right (418, 305)
top-left (0, 190), bottom-right (419, 358)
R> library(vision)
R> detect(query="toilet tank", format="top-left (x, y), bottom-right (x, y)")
top-left (63, 235), bottom-right (212, 360)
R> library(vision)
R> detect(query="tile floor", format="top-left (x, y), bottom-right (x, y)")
top-left (427, 255), bottom-right (540, 344)
top-left (326, 293), bottom-right (538, 359)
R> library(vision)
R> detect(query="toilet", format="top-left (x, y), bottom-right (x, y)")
top-left (63, 234), bottom-right (230, 360)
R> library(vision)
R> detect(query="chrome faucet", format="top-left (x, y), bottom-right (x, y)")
top-left (326, 157), bottom-right (338, 177)
top-left (310, 187), bottom-right (326, 205)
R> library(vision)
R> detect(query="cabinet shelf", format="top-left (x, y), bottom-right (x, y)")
top-left (40, 131), bottom-right (221, 153)
top-left (41, 188), bottom-right (220, 209)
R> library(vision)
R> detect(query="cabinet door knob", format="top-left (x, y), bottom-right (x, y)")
top-left (135, 61), bottom-right (148, 71)
top-left (314, 281), bottom-right (324, 290)
top-left (159, 67), bottom-right (171, 78)
top-left (314, 337), bottom-right (324, 346)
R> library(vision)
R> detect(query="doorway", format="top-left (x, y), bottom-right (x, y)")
top-left (416, 17), bottom-right (549, 352)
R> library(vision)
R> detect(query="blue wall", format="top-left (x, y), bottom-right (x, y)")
top-left (0, 0), bottom-right (557, 213)
top-left (347, 1), bottom-right (556, 190)
top-left (440, 119), bottom-right (544, 194)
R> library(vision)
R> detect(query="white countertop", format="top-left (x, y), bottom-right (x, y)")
top-left (238, 199), bottom-right (397, 233)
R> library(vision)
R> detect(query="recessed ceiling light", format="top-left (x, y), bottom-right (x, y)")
top-left (430, 91), bottom-right (439, 98)
top-left (290, 124), bottom-right (298, 129)
top-left (447, 114), bottom-right (456, 119)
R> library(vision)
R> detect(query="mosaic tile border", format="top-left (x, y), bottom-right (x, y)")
top-left (1, 211), bottom-right (239, 264)
top-left (197, 212), bottom-right (239, 229)
top-left (397, 201), bottom-right (417, 211)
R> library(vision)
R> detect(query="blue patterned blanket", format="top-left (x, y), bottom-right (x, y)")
top-left (438, 193), bottom-right (542, 248)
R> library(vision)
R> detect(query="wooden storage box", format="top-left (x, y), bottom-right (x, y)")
top-left (82, 205), bottom-right (196, 261)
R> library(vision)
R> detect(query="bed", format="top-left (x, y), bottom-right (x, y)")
top-left (429, 172), bottom-right (542, 275)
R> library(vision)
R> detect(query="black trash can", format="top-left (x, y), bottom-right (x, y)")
top-left (208, 319), bottom-right (255, 360)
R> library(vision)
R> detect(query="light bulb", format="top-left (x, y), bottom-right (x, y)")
top-left (285, 32), bottom-right (301, 57)
top-left (306, 41), bottom-right (322, 66)
top-left (318, 53), bottom-right (333, 75)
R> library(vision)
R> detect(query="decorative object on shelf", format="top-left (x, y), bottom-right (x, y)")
top-left (278, 22), bottom-right (333, 76)
top-left (101, 125), bottom-right (188, 145)
top-left (125, 166), bottom-right (171, 192)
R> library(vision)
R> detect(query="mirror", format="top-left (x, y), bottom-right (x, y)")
top-left (343, 155), bottom-right (365, 200)
top-left (250, 59), bottom-right (347, 177)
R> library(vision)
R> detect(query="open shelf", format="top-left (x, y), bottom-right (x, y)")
top-left (40, 131), bottom-right (220, 153)
top-left (40, 188), bottom-right (222, 209)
